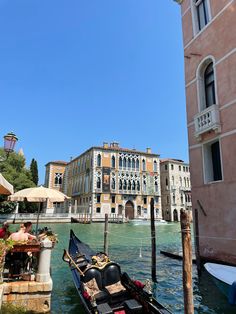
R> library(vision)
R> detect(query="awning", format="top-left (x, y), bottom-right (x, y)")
top-left (0, 173), bottom-right (14, 195)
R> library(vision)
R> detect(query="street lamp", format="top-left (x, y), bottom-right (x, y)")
top-left (0, 131), bottom-right (18, 161)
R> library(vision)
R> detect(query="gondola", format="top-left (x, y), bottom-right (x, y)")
top-left (63, 230), bottom-right (171, 314)
top-left (71, 217), bottom-right (91, 224)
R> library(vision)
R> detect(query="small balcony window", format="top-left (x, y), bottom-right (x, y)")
top-left (195, 0), bottom-right (209, 31)
top-left (203, 140), bottom-right (222, 183)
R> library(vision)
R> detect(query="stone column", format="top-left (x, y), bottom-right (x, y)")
top-left (36, 238), bottom-right (53, 283)
top-left (74, 200), bottom-right (77, 214)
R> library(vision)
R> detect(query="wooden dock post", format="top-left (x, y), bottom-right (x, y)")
top-left (150, 198), bottom-right (157, 283)
top-left (104, 213), bottom-right (109, 255)
top-left (180, 210), bottom-right (194, 314)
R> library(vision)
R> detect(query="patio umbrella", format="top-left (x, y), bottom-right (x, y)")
top-left (9, 185), bottom-right (70, 234)
top-left (0, 173), bottom-right (14, 195)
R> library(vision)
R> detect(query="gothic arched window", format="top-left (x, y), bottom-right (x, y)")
top-left (142, 159), bottom-right (146, 171)
top-left (119, 157), bottom-right (122, 168)
top-left (111, 178), bottom-right (115, 190)
top-left (111, 156), bottom-right (115, 168)
top-left (154, 160), bottom-right (157, 172)
top-left (204, 62), bottom-right (215, 108)
top-left (137, 181), bottom-right (140, 191)
top-left (97, 177), bottom-right (101, 189)
top-left (128, 180), bottom-right (131, 190)
top-left (97, 154), bottom-right (101, 167)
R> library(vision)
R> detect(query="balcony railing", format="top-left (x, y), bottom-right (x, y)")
top-left (179, 186), bottom-right (191, 192)
top-left (118, 189), bottom-right (141, 195)
top-left (194, 105), bottom-right (221, 139)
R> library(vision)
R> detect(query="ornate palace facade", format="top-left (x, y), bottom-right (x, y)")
top-left (45, 143), bottom-right (162, 220)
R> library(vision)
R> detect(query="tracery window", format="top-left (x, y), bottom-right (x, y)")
top-left (111, 178), bottom-right (115, 190)
top-left (143, 180), bottom-right (146, 192)
top-left (132, 159), bottom-right (135, 170)
top-left (128, 158), bottom-right (131, 169)
top-left (128, 180), bottom-right (131, 190)
top-left (119, 157), bottom-right (122, 168)
top-left (111, 156), bottom-right (116, 168)
top-left (97, 177), bottom-right (101, 189)
top-left (54, 173), bottom-right (62, 185)
top-left (132, 181), bottom-right (135, 190)
top-left (155, 181), bottom-right (158, 192)
top-left (137, 181), bottom-right (140, 191)
top-left (142, 159), bottom-right (146, 171)
top-left (154, 160), bottom-right (157, 172)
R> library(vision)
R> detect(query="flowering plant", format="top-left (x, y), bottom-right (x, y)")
top-left (133, 280), bottom-right (145, 289)
top-left (82, 290), bottom-right (91, 300)
top-left (0, 239), bottom-right (14, 283)
top-left (38, 227), bottom-right (58, 243)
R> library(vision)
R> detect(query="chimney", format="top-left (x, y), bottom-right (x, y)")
top-left (146, 148), bottom-right (152, 154)
top-left (110, 142), bottom-right (119, 148)
top-left (103, 142), bottom-right (109, 148)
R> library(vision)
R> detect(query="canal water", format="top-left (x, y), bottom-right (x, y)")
top-left (45, 222), bottom-right (235, 314)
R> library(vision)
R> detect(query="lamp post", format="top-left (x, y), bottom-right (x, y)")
top-left (0, 132), bottom-right (18, 161)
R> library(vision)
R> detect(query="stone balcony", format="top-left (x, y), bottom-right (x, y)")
top-left (194, 105), bottom-right (221, 140)
top-left (179, 186), bottom-right (191, 192)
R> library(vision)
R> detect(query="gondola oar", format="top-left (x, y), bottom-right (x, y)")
top-left (63, 249), bottom-right (85, 277)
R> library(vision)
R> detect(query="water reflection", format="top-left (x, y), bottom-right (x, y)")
top-left (45, 222), bottom-right (235, 314)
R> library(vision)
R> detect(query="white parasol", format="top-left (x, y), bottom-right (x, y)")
top-left (0, 173), bottom-right (14, 195)
top-left (9, 185), bottom-right (70, 234)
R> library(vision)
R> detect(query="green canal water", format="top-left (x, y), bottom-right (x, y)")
top-left (44, 222), bottom-right (235, 314)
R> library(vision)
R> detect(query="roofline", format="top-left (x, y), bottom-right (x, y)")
top-left (160, 158), bottom-right (189, 165)
top-left (68, 146), bottom-right (160, 164)
top-left (45, 161), bottom-right (68, 167)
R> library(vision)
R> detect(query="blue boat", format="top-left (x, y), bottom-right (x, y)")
top-left (63, 229), bottom-right (171, 314)
top-left (204, 262), bottom-right (236, 305)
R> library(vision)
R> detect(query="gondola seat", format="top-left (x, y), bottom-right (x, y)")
top-left (81, 267), bottom-right (109, 303)
top-left (97, 302), bottom-right (113, 314)
top-left (103, 263), bottom-right (129, 303)
top-left (124, 299), bottom-right (143, 313)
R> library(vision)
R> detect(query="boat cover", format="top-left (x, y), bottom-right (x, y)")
top-left (204, 263), bottom-right (236, 286)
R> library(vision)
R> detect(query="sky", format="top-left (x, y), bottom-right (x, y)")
top-left (0, 0), bottom-right (187, 184)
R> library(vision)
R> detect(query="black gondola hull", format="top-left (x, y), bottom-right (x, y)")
top-left (63, 230), bottom-right (172, 314)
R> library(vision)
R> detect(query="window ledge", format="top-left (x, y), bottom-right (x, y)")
top-left (204, 179), bottom-right (224, 185)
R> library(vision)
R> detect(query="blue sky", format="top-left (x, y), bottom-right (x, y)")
top-left (0, 0), bottom-right (187, 184)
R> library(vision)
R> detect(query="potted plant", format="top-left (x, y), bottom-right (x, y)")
top-left (0, 239), bottom-right (14, 283)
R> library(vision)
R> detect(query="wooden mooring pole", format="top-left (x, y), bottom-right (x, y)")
top-left (104, 214), bottom-right (109, 255)
top-left (180, 210), bottom-right (194, 314)
top-left (150, 198), bottom-right (157, 283)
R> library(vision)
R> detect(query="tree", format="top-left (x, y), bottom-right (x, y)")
top-left (0, 148), bottom-right (37, 213)
top-left (30, 158), bottom-right (39, 186)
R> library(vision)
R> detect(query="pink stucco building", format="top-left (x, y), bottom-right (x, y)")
top-left (180, 0), bottom-right (236, 265)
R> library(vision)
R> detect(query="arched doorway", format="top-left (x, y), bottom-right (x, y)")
top-left (125, 201), bottom-right (134, 219)
top-left (173, 209), bottom-right (178, 222)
